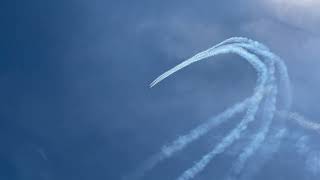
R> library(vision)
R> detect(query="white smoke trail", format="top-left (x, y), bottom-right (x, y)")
top-left (161, 98), bottom-right (250, 157)
top-left (212, 37), bottom-right (292, 111)
top-left (177, 93), bottom-right (265, 180)
top-left (159, 45), bottom-right (269, 159)
top-left (231, 42), bottom-right (294, 180)
top-left (150, 43), bottom-right (266, 87)
top-left (124, 41), bottom-right (268, 180)
top-left (175, 41), bottom-right (282, 180)
top-left (126, 37), bottom-right (298, 180)
top-left (274, 111), bottom-right (320, 135)
top-left (229, 40), bottom-right (291, 111)
top-left (287, 112), bottom-right (320, 134)
top-left (227, 55), bottom-right (277, 179)
top-left (226, 41), bottom-right (295, 180)
top-left (212, 37), bottom-right (269, 53)
top-left (238, 128), bottom-right (288, 180)
top-left (176, 46), bottom-right (268, 180)
top-left (149, 37), bottom-right (265, 87)
top-left (236, 110), bottom-right (320, 180)
top-left (123, 99), bottom-right (251, 180)
top-left (176, 38), bottom-right (297, 179)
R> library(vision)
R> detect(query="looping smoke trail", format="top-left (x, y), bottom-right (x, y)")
top-left (125, 43), bottom-right (268, 180)
top-left (226, 45), bottom-right (277, 180)
top-left (232, 42), bottom-right (291, 111)
top-left (174, 40), bottom-right (291, 180)
top-left (224, 41), bottom-right (295, 180)
top-left (125, 37), bottom-right (320, 180)
top-left (172, 46), bottom-right (268, 180)
top-left (126, 41), bottom-right (270, 180)
top-left (214, 38), bottom-right (291, 111)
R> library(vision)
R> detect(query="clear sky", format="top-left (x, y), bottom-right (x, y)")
top-left (1, 0), bottom-right (320, 180)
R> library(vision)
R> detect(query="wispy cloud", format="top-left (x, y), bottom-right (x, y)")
top-left (262, 0), bottom-right (320, 33)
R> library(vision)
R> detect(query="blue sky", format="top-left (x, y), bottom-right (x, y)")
top-left (1, 0), bottom-right (320, 179)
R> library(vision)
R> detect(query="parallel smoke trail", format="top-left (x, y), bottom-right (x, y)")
top-left (149, 37), bottom-right (265, 87)
top-left (151, 44), bottom-right (269, 156)
top-left (202, 37), bottom-right (269, 55)
top-left (125, 41), bottom-right (268, 180)
top-left (125, 37), bottom-right (318, 180)
top-left (125, 99), bottom-right (251, 180)
top-left (161, 99), bottom-right (250, 157)
top-left (228, 42), bottom-right (294, 180)
top-left (150, 44), bottom-right (265, 88)
top-left (225, 42), bottom-right (279, 179)
top-left (213, 37), bottom-right (292, 111)
top-left (228, 57), bottom-right (277, 179)
top-left (232, 41), bottom-right (291, 111)
top-left (177, 92), bottom-right (264, 180)
top-left (198, 37), bottom-right (291, 114)
top-left (176, 46), bottom-right (268, 180)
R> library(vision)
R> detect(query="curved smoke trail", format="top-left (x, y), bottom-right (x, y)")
top-left (174, 41), bottom-right (289, 180)
top-left (125, 42), bottom-right (268, 180)
top-left (125, 37), bottom-right (320, 180)
top-left (226, 45), bottom-right (277, 180)
top-left (237, 111), bottom-right (320, 180)
top-left (159, 45), bottom-right (269, 180)
top-left (212, 37), bottom-right (292, 110)
top-left (224, 41), bottom-right (294, 180)
top-left (286, 112), bottom-right (320, 134)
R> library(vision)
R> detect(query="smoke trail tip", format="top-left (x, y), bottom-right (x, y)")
top-left (150, 73), bottom-right (168, 88)
top-left (149, 80), bottom-right (158, 88)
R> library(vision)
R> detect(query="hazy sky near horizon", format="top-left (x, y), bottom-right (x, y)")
top-left (1, 0), bottom-right (320, 179)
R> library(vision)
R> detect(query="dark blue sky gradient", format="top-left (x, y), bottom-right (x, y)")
top-left (1, 0), bottom-right (320, 180)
